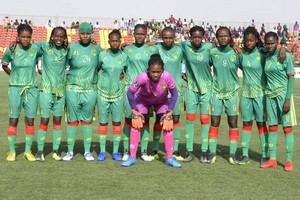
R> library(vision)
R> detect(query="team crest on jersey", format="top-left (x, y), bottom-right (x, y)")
top-left (29, 50), bottom-right (34, 56)
top-left (73, 51), bottom-right (79, 57)
top-left (48, 49), bottom-right (53, 54)
top-left (133, 81), bottom-right (139, 87)
top-left (215, 54), bottom-right (220, 60)
top-left (128, 49), bottom-right (132, 54)
top-left (61, 49), bottom-right (66, 56)
top-left (173, 52), bottom-right (179, 59)
top-left (161, 83), bottom-right (167, 89)
top-left (158, 50), bottom-right (162, 55)
top-left (103, 57), bottom-right (108, 62)
top-left (135, 53), bottom-right (141, 60)
top-left (223, 59), bottom-right (227, 66)
top-left (144, 50), bottom-right (150, 56)
top-left (230, 55), bottom-right (236, 62)
top-left (189, 48), bottom-right (194, 53)
top-left (92, 50), bottom-right (97, 56)
top-left (118, 58), bottom-right (123, 64)
top-left (15, 52), bottom-right (20, 57)
top-left (197, 54), bottom-right (203, 61)
top-left (256, 53), bottom-right (261, 60)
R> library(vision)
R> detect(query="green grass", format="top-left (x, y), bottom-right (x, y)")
top-left (0, 71), bottom-right (300, 200)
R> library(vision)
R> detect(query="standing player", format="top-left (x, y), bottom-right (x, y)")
top-left (122, 24), bottom-right (158, 161)
top-left (62, 22), bottom-right (102, 161)
top-left (238, 27), bottom-right (269, 165)
top-left (261, 32), bottom-right (296, 172)
top-left (208, 27), bottom-right (240, 164)
top-left (121, 54), bottom-right (181, 168)
top-left (150, 27), bottom-right (184, 161)
top-left (35, 27), bottom-right (69, 161)
top-left (1, 24), bottom-right (40, 161)
top-left (180, 26), bottom-right (212, 163)
top-left (97, 30), bottom-right (128, 161)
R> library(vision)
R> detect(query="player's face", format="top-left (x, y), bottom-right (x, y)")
top-left (244, 34), bottom-right (258, 51)
top-left (190, 31), bottom-right (203, 48)
top-left (217, 29), bottom-right (231, 47)
top-left (162, 31), bottom-right (175, 48)
top-left (109, 34), bottom-right (121, 51)
top-left (18, 30), bottom-right (32, 49)
top-left (265, 36), bottom-right (278, 54)
top-left (52, 29), bottom-right (66, 47)
top-left (148, 64), bottom-right (163, 83)
top-left (79, 33), bottom-right (91, 45)
top-left (134, 28), bottom-right (146, 45)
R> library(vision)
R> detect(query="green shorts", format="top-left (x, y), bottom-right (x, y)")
top-left (39, 91), bottom-right (65, 118)
top-left (98, 97), bottom-right (124, 124)
top-left (240, 96), bottom-right (266, 122)
top-left (172, 94), bottom-right (182, 116)
top-left (211, 92), bottom-right (239, 116)
top-left (266, 93), bottom-right (297, 127)
top-left (8, 86), bottom-right (38, 118)
top-left (65, 90), bottom-right (97, 122)
top-left (185, 89), bottom-right (210, 114)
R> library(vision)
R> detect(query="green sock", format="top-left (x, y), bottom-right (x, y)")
top-left (25, 134), bottom-right (34, 153)
top-left (82, 124), bottom-right (93, 153)
top-left (122, 126), bottom-right (130, 152)
top-left (52, 128), bottom-right (62, 151)
top-left (185, 120), bottom-right (194, 151)
top-left (66, 125), bottom-right (78, 153)
top-left (173, 127), bottom-right (181, 151)
top-left (8, 135), bottom-right (16, 153)
top-left (99, 134), bottom-right (107, 152)
top-left (241, 131), bottom-right (251, 156)
top-left (209, 138), bottom-right (217, 154)
top-left (268, 131), bottom-right (278, 160)
top-left (113, 134), bottom-right (121, 153)
top-left (141, 127), bottom-right (150, 153)
top-left (201, 124), bottom-right (209, 153)
top-left (285, 132), bottom-right (294, 161)
top-left (37, 129), bottom-right (47, 151)
top-left (259, 133), bottom-right (268, 158)
top-left (153, 130), bottom-right (161, 151)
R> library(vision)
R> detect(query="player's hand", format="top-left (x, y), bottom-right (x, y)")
top-left (119, 73), bottom-right (125, 80)
top-left (233, 43), bottom-right (242, 56)
top-left (182, 73), bottom-right (187, 82)
top-left (160, 110), bottom-right (173, 131)
top-left (121, 43), bottom-right (128, 51)
top-left (132, 109), bottom-right (144, 129)
top-left (278, 47), bottom-right (286, 63)
top-left (283, 99), bottom-right (290, 113)
top-left (9, 41), bottom-right (17, 52)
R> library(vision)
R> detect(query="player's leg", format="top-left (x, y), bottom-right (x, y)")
top-left (111, 98), bottom-right (124, 161)
top-left (97, 98), bottom-right (109, 161)
top-left (172, 95), bottom-right (183, 161)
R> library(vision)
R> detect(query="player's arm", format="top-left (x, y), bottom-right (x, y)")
top-left (1, 48), bottom-right (12, 75)
top-left (1, 63), bottom-right (10, 75)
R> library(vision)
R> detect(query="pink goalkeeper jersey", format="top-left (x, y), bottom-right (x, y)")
top-left (129, 71), bottom-right (176, 105)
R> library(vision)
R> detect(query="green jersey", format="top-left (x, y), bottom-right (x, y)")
top-left (179, 41), bottom-right (212, 94)
top-left (240, 47), bottom-right (266, 98)
top-left (39, 42), bottom-right (68, 97)
top-left (264, 49), bottom-right (295, 98)
top-left (210, 45), bottom-right (240, 99)
top-left (124, 43), bottom-right (158, 85)
top-left (66, 42), bottom-right (102, 92)
top-left (2, 43), bottom-right (40, 87)
top-left (98, 49), bottom-right (128, 101)
top-left (156, 43), bottom-right (184, 94)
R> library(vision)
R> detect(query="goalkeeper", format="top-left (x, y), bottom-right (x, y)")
top-left (121, 54), bottom-right (181, 168)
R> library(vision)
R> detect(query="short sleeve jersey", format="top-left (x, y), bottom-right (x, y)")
top-left (210, 46), bottom-right (240, 99)
top-left (98, 49), bottom-right (128, 101)
top-left (179, 41), bottom-right (212, 94)
top-left (264, 49), bottom-right (295, 98)
top-left (66, 42), bottom-right (102, 92)
top-left (156, 43), bottom-right (184, 94)
top-left (239, 47), bottom-right (266, 98)
top-left (2, 43), bottom-right (40, 87)
top-left (124, 43), bottom-right (158, 85)
top-left (39, 42), bottom-right (68, 97)
top-left (129, 71), bottom-right (176, 106)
